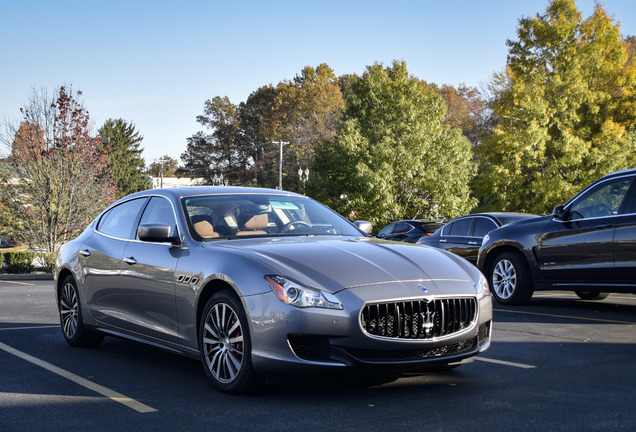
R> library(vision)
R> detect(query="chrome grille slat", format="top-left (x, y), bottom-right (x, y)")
top-left (361, 297), bottom-right (477, 340)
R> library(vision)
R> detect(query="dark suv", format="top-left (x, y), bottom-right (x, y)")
top-left (477, 169), bottom-right (636, 305)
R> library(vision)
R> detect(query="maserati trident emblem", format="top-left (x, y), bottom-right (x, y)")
top-left (420, 301), bottom-right (436, 337)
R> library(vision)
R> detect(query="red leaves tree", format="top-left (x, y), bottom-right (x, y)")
top-left (0, 86), bottom-right (117, 251)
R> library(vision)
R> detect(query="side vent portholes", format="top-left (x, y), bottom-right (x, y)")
top-left (176, 274), bottom-right (199, 286)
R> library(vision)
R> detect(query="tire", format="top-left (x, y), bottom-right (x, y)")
top-left (575, 291), bottom-right (610, 301)
top-left (488, 251), bottom-right (534, 305)
top-left (199, 290), bottom-right (260, 393)
top-left (58, 276), bottom-right (104, 347)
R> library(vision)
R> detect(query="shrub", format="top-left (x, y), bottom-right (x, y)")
top-left (37, 252), bottom-right (57, 272)
top-left (4, 251), bottom-right (37, 274)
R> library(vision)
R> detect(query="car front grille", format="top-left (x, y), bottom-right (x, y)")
top-left (360, 297), bottom-right (477, 340)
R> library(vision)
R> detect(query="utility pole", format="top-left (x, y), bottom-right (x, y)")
top-left (272, 140), bottom-right (289, 190)
top-left (155, 157), bottom-right (168, 188)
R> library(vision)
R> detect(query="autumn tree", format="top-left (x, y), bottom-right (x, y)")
top-left (476, 0), bottom-right (636, 213)
top-left (0, 86), bottom-right (117, 251)
top-left (312, 61), bottom-right (477, 227)
top-left (181, 64), bottom-right (344, 190)
top-left (439, 84), bottom-right (490, 146)
top-left (99, 118), bottom-right (149, 198)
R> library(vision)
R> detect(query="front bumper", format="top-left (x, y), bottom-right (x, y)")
top-left (246, 288), bottom-right (492, 375)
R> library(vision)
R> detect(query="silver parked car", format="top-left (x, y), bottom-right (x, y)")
top-left (55, 187), bottom-right (492, 393)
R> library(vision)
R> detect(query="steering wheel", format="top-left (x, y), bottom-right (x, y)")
top-left (592, 204), bottom-right (612, 217)
top-left (280, 220), bottom-right (311, 234)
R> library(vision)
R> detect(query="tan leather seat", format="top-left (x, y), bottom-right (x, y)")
top-left (236, 213), bottom-right (268, 236)
top-left (191, 215), bottom-right (220, 239)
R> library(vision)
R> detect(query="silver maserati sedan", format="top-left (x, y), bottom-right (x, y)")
top-left (55, 187), bottom-right (492, 393)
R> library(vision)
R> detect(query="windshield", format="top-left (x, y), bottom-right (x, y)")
top-left (182, 193), bottom-right (363, 240)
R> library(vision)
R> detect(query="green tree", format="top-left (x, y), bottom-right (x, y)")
top-left (476, 0), bottom-right (636, 213)
top-left (0, 86), bottom-right (116, 252)
top-left (99, 119), bottom-right (149, 198)
top-left (312, 61), bottom-right (477, 227)
top-left (148, 155), bottom-right (179, 177)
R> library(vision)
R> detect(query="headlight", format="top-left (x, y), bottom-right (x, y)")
top-left (265, 275), bottom-right (343, 310)
top-left (475, 273), bottom-right (490, 300)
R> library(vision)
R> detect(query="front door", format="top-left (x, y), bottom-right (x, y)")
top-left (538, 175), bottom-right (634, 286)
top-left (118, 197), bottom-right (181, 342)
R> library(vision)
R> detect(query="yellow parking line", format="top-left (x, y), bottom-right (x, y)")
top-left (0, 341), bottom-right (157, 413)
top-left (475, 357), bottom-right (536, 369)
top-left (494, 308), bottom-right (636, 325)
top-left (0, 280), bottom-right (35, 286)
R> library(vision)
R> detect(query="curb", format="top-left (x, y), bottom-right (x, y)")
top-left (0, 273), bottom-right (54, 281)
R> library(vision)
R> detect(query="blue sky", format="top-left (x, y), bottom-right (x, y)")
top-left (1, 0), bottom-right (635, 164)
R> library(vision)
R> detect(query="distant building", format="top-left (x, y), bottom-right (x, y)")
top-left (149, 176), bottom-right (208, 189)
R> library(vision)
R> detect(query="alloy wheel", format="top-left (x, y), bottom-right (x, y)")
top-left (202, 302), bottom-right (245, 384)
top-left (60, 281), bottom-right (79, 339)
top-left (492, 258), bottom-right (517, 300)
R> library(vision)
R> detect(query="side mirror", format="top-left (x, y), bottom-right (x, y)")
top-left (138, 223), bottom-right (180, 245)
top-left (552, 205), bottom-right (566, 220)
top-left (353, 220), bottom-right (373, 235)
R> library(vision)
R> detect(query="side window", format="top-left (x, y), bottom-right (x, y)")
top-left (441, 222), bottom-right (453, 236)
top-left (473, 218), bottom-right (498, 238)
top-left (378, 224), bottom-right (394, 237)
top-left (138, 197), bottom-right (178, 238)
top-left (97, 199), bottom-right (147, 239)
top-left (448, 218), bottom-right (472, 236)
top-left (569, 177), bottom-right (634, 220)
top-left (393, 222), bottom-right (410, 234)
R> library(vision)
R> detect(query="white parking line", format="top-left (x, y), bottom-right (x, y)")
top-left (475, 357), bottom-right (537, 369)
top-left (494, 308), bottom-right (636, 325)
top-left (0, 325), bottom-right (59, 331)
top-left (0, 341), bottom-right (157, 413)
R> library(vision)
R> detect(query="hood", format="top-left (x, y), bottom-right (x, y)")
top-left (205, 236), bottom-right (475, 294)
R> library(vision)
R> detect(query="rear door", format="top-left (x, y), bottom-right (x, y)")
top-left (438, 217), bottom-right (474, 260)
top-left (81, 198), bottom-right (148, 326)
top-left (466, 217), bottom-right (498, 264)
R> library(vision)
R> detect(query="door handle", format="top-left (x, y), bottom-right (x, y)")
top-left (123, 257), bottom-right (137, 265)
top-left (79, 250), bottom-right (91, 257)
top-left (468, 241), bottom-right (479, 245)
top-left (439, 239), bottom-right (447, 243)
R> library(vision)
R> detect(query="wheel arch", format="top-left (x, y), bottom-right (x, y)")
top-left (196, 278), bottom-right (241, 346)
top-left (482, 241), bottom-right (540, 283)
top-left (56, 268), bottom-right (75, 301)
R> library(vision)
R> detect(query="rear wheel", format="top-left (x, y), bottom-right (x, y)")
top-left (58, 276), bottom-right (104, 347)
top-left (199, 290), bottom-right (260, 393)
top-left (489, 251), bottom-right (534, 305)
top-left (575, 291), bottom-right (610, 301)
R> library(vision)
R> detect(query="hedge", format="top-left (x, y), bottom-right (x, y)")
top-left (1, 251), bottom-right (57, 273)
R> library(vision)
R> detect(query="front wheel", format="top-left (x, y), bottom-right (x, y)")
top-left (489, 252), bottom-right (534, 305)
top-left (58, 276), bottom-right (104, 347)
top-left (199, 290), bottom-right (260, 393)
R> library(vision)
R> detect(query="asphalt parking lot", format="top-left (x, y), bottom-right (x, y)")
top-left (1, 279), bottom-right (635, 432)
